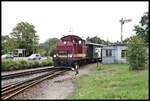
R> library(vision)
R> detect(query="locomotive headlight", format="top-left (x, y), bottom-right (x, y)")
top-left (69, 54), bottom-right (73, 58)
top-left (64, 41), bottom-right (67, 45)
top-left (54, 55), bottom-right (56, 58)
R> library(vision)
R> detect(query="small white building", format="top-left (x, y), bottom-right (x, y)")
top-left (102, 44), bottom-right (127, 64)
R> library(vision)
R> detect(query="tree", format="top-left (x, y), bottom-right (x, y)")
top-left (134, 12), bottom-right (149, 43)
top-left (112, 40), bottom-right (122, 44)
top-left (1, 35), bottom-right (17, 55)
top-left (50, 45), bottom-right (57, 57)
top-left (39, 38), bottom-right (60, 56)
top-left (86, 36), bottom-right (111, 45)
top-left (126, 35), bottom-right (148, 70)
top-left (2, 35), bottom-right (9, 54)
top-left (123, 37), bottom-right (131, 44)
top-left (10, 22), bottom-right (39, 56)
top-left (38, 49), bottom-right (47, 57)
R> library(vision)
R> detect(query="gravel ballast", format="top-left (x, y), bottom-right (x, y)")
top-left (11, 63), bottom-right (97, 99)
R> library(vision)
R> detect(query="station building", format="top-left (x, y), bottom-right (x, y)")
top-left (101, 44), bottom-right (128, 64)
top-left (101, 43), bottom-right (149, 64)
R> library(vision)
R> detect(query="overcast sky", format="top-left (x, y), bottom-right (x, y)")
top-left (2, 1), bottom-right (148, 43)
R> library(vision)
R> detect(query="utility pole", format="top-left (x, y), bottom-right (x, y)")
top-left (33, 34), bottom-right (34, 54)
top-left (119, 18), bottom-right (132, 43)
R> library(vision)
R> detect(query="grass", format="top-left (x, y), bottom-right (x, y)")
top-left (67, 63), bottom-right (149, 99)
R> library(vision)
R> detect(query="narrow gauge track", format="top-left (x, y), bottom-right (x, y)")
top-left (1, 69), bottom-right (69, 100)
top-left (2, 66), bottom-right (55, 80)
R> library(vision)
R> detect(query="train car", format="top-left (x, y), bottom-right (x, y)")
top-left (53, 35), bottom-right (103, 69)
top-left (85, 42), bottom-right (103, 62)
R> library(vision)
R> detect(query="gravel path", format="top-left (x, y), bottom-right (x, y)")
top-left (12, 63), bottom-right (97, 99)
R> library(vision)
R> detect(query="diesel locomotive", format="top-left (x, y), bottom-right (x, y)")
top-left (53, 35), bottom-right (103, 69)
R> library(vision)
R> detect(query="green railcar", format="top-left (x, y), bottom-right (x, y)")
top-left (86, 43), bottom-right (103, 62)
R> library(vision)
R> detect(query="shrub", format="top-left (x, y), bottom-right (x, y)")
top-left (41, 59), bottom-right (53, 66)
top-left (28, 60), bottom-right (35, 68)
top-left (32, 60), bottom-right (40, 68)
top-left (12, 60), bottom-right (21, 70)
top-left (18, 59), bottom-right (29, 69)
top-left (2, 59), bottom-right (21, 71)
top-left (2, 59), bottom-right (53, 72)
top-left (2, 59), bottom-right (11, 71)
top-left (126, 35), bottom-right (148, 70)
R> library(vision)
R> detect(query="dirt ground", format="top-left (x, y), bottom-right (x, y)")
top-left (12, 63), bottom-right (97, 99)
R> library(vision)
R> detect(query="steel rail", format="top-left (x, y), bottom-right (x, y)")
top-left (1, 69), bottom-right (68, 100)
top-left (2, 66), bottom-right (54, 80)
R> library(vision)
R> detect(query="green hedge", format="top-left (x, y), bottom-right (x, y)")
top-left (2, 59), bottom-right (53, 72)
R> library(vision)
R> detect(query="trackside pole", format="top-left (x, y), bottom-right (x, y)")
top-left (97, 59), bottom-right (99, 67)
top-left (71, 63), bottom-right (79, 77)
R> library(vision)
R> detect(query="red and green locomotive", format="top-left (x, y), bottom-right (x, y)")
top-left (53, 35), bottom-right (102, 69)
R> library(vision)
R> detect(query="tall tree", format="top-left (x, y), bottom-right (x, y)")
top-left (134, 12), bottom-right (149, 43)
top-left (86, 36), bottom-right (111, 45)
top-left (39, 38), bottom-right (60, 56)
top-left (10, 22), bottom-right (39, 56)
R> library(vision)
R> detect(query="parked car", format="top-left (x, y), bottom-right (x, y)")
top-left (13, 54), bottom-right (19, 57)
top-left (2, 54), bottom-right (14, 59)
top-left (28, 54), bottom-right (41, 60)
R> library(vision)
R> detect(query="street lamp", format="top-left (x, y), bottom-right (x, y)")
top-left (119, 18), bottom-right (132, 43)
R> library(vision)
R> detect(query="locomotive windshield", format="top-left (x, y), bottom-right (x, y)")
top-left (63, 38), bottom-right (70, 44)
top-left (64, 38), bottom-right (70, 42)
top-left (73, 38), bottom-right (77, 44)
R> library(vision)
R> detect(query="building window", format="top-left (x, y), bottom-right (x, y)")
top-left (106, 49), bottom-right (112, 56)
top-left (121, 50), bottom-right (127, 58)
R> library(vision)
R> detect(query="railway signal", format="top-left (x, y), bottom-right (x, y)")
top-left (119, 18), bottom-right (132, 43)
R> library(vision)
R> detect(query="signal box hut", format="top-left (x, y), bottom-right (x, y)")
top-left (101, 44), bottom-right (127, 64)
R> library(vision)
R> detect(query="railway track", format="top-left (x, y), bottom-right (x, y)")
top-left (2, 66), bottom-right (55, 80)
top-left (1, 69), bottom-right (69, 100)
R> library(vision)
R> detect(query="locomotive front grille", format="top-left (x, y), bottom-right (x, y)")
top-left (55, 59), bottom-right (72, 66)
top-left (58, 50), bottom-right (68, 57)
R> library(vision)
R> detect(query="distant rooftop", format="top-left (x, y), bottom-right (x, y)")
top-left (85, 42), bottom-right (106, 46)
top-left (106, 43), bottom-right (149, 46)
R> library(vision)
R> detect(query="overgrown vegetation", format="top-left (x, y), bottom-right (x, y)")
top-left (126, 35), bottom-right (148, 70)
top-left (2, 59), bottom-right (53, 71)
top-left (67, 63), bottom-right (148, 99)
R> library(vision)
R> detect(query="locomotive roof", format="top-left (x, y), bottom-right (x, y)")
top-left (61, 35), bottom-right (84, 40)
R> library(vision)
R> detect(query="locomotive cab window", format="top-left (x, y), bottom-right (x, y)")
top-left (72, 38), bottom-right (77, 44)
